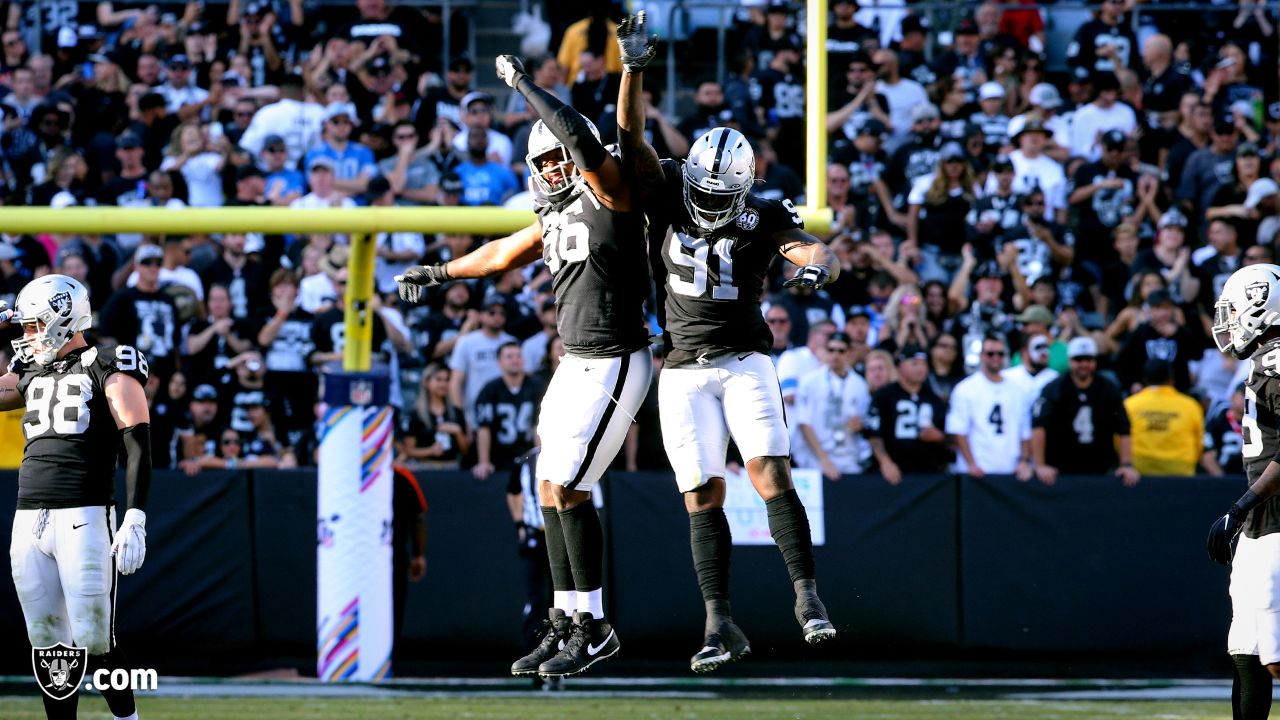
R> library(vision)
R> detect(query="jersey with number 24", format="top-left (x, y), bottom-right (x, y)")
top-left (650, 159), bottom-right (806, 368)
top-left (13, 345), bottom-right (149, 510)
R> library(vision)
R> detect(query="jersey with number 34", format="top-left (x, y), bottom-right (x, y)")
top-left (651, 159), bottom-right (805, 368)
top-left (13, 345), bottom-right (149, 510)
top-left (1242, 348), bottom-right (1280, 538)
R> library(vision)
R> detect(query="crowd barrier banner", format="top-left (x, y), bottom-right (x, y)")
top-left (0, 470), bottom-right (1243, 674)
top-left (959, 474), bottom-right (1238, 651)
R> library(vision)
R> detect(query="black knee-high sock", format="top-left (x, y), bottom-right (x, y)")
top-left (41, 692), bottom-right (78, 720)
top-left (689, 508), bottom-right (733, 619)
top-left (92, 647), bottom-right (136, 718)
top-left (558, 501), bottom-right (604, 592)
top-left (1234, 654), bottom-right (1273, 720)
top-left (766, 489), bottom-right (815, 584)
top-left (541, 506), bottom-right (574, 597)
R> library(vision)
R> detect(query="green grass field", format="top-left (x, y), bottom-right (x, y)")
top-left (0, 697), bottom-right (1234, 719)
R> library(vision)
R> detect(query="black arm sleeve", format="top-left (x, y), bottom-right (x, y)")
top-left (121, 423), bottom-right (153, 511)
top-left (515, 74), bottom-right (608, 171)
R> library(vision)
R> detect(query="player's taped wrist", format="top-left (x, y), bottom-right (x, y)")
top-left (516, 74), bottom-right (607, 171)
top-left (121, 423), bottom-right (152, 512)
top-left (1231, 489), bottom-right (1263, 520)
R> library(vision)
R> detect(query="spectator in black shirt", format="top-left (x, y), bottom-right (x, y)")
top-left (473, 342), bottom-right (543, 481)
top-left (205, 232), bottom-right (269, 322)
top-left (1068, 129), bottom-right (1138, 263)
top-left (1066, 0), bottom-right (1137, 74)
top-left (677, 80), bottom-right (731, 145)
top-left (1114, 288), bottom-right (1199, 393)
top-left (415, 55), bottom-right (472, 139)
top-left (99, 244), bottom-right (181, 376)
top-left (185, 283), bottom-right (254, 387)
top-left (865, 345), bottom-right (951, 483)
top-left (397, 361), bottom-right (469, 467)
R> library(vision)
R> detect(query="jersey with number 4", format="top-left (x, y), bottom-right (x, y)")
top-left (1241, 349), bottom-right (1280, 538)
top-left (945, 373), bottom-right (1031, 474)
top-left (1031, 374), bottom-right (1128, 474)
top-left (650, 159), bottom-right (805, 368)
top-left (13, 345), bottom-right (149, 509)
top-left (535, 185), bottom-right (651, 358)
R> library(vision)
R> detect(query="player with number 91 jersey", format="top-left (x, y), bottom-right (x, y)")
top-left (650, 157), bottom-right (805, 367)
top-left (13, 344), bottom-right (149, 509)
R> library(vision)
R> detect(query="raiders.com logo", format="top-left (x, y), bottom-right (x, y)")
top-left (32, 643), bottom-right (87, 700)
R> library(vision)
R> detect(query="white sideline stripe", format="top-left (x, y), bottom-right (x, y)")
top-left (0, 675), bottom-right (1239, 688)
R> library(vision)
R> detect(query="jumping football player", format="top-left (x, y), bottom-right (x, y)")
top-left (1208, 263), bottom-right (1280, 720)
top-left (615, 12), bottom-right (838, 673)
top-left (0, 275), bottom-right (151, 720)
top-left (396, 56), bottom-right (651, 678)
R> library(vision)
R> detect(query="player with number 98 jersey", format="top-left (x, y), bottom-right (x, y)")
top-left (15, 344), bottom-right (149, 509)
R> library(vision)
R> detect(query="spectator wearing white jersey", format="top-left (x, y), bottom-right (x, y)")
top-left (796, 331), bottom-right (872, 479)
top-left (946, 333), bottom-right (1033, 479)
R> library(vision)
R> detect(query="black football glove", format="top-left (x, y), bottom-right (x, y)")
top-left (1207, 510), bottom-right (1244, 566)
top-left (616, 11), bottom-right (658, 72)
top-left (394, 264), bottom-right (450, 304)
top-left (783, 264), bottom-right (832, 290)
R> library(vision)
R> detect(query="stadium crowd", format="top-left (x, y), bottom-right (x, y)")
top-left (0, 0), bottom-right (1275, 482)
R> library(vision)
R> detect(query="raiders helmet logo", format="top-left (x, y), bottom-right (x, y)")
top-left (737, 210), bottom-right (760, 231)
top-left (32, 643), bottom-right (87, 701)
top-left (1247, 281), bottom-right (1270, 306)
top-left (48, 290), bottom-right (72, 316)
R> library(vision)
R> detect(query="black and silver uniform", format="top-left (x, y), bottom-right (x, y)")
top-left (1241, 351), bottom-right (1280, 538)
top-left (13, 345), bottom-right (149, 509)
top-left (1204, 406), bottom-right (1244, 477)
top-left (475, 375), bottom-right (545, 470)
top-left (650, 158), bottom-right (805, 368)
top-left (1031, 374), bottom-right (1130, 475)
top-left (535, 183), bottom-right (651, 358)
top-left (864, 381), bottom-right (952, 473)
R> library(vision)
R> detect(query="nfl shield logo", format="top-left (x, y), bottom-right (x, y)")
top-left (47, 291), bottom-right (72, 316)
top-left (350, 380), bottom-right (373, 406)
top-left (1247, 281), bottom-right (1270, 306)
top-left (737, 210), bottom-right (760, 231)
top-left (32, 643), bottom-right (88, 700)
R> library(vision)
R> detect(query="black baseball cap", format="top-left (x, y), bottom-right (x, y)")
top-left (441, 173), bottom-right (464, 194)
top-left (116, 132), bottom-right (143, 149)
top-left (857, 119), bottom-right (886, 137)
top-left (235, 164), bottom-right (265, 181)
top-left (1101, 129), bottom-right (1127, 149)
top-left (973, 260), bottom-right (1003, 279)
top-left (955, 18), bottom-right (979, 35)
top-left (448, 55), bottom-right (474, 72)
top-left (1147, 288), bottom-right (1176, 306)
top-left (192, 384), bottom-right (218, 402)
top-left (897, 343), bottom-right (928, 362)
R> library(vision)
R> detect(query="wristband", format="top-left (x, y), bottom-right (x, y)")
top-left (1232, 489), bottom-right (1263, 519)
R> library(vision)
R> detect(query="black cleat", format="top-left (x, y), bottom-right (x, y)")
top-left (538, 611), bottom-right (620, 678)
top-left (511, 609), bottom-right (572, 677)
top-left (690, 618), bottom-right (751, 674)
top-left (795, 580), bottom-right (836, 645)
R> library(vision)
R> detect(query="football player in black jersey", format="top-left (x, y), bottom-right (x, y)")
top-left (0, 275), bottom-right (151, 720)
top-left (395, 55), bottom-right (652, 679)
top-left (616, 13), bottom-right (838, 673)
top-left (1207, 264), bottom-right (1280, 720)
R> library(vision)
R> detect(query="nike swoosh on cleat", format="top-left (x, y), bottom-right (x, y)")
top-left (587, 630), bottom-right (615, 656)
top-left (71, 523), bottom-right (87, 530)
